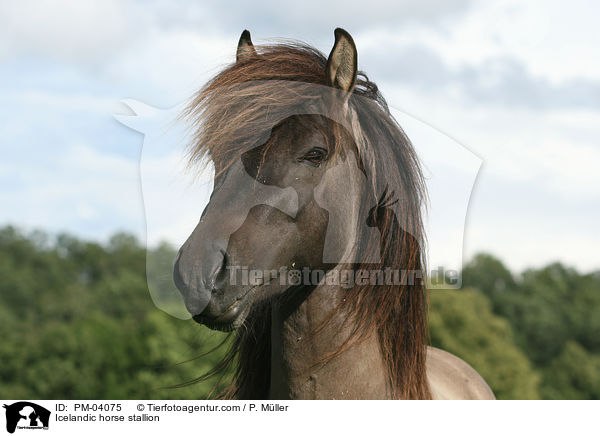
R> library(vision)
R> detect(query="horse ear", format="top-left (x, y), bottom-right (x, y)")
top-left (236, 29), bottom-right (257, 62)
top-left (326, 28), bottom-right (357, 93)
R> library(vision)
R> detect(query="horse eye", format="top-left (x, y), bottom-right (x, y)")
top-left (300, 148), bottom-right (327, 166)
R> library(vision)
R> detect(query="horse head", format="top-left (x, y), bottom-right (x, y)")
top-left (173, 29), bottom-right (380, 330)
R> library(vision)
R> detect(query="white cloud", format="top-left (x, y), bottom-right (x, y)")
top-left (16, 90), bottom-right (119, 114)
top-left (105, 28), bottom-right (235, 102)
top-left (382, 84), bottom-right (600, 199)
top-left (0, 143), bottom-right (145, 241)
top-left (464, 218), bottom-right (600, 272)
top-left (424, 0), bottom-right (600, 83)
top-left (0, 0), bottom-right (141, 65)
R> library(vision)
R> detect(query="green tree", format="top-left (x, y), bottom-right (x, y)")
top-left (461, 253), bottom-right (600, 399)
top-left (462, 253), bottom-right (517, 298)
top-left (540, 341), bottom-right (600, 400)
top-left (2, 228), bottom-right (599, 400)
top-left (429, 288), bottom-right (540, 399)
top-left (0, 227), bottom-right (231, 399)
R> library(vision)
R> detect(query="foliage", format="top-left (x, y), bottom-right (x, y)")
top-left (539, 341), bottom-right (600, 400)
top-left (0, 226), bottom-right (231, 399)
top-left (429, 289), bottom-right (540, 399)
top-left (0, 227), bottom-right (598, 399)
top-left (462, 253), bottom-right (600, 399)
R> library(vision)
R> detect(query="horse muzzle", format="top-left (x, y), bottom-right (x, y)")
top-left (173, 245), bottom-right (253, 330)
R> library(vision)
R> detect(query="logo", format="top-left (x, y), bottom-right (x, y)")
top-left (3, 402), bottom-right (50, 434)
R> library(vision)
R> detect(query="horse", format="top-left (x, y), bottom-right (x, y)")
top-left (173, 28), bottom-right (495, 399)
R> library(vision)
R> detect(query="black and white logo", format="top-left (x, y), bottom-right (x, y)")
top-left (3, 402), bottom-right (50, 434)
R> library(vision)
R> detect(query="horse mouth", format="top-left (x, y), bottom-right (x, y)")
top-left (193, 298), bottom-right (251, 331)
top-left (192, 280), bottom-right (268, 331)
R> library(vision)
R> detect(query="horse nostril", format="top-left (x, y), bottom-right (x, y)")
top-left (216, 250), bottom-right (229, 288)
top-left (207, 249), bottom-right (229, 291)
top-left (173, 254), bottom-right (186, 292)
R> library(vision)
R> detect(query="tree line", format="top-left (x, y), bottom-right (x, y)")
top-left (0, 226), bottom-right (598, 399)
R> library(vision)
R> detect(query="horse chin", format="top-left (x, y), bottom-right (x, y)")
top-left (192, 285), bottom-right (257, 331)
top-left (192, 304), bottom-right (251, 332)
top-left (192, 314), bottom-right (244, 332)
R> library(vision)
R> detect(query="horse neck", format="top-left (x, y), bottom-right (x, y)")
top-left (268, 283), bottom-right (390, 399)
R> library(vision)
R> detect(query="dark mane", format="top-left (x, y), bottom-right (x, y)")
top-left (183, 41), bottom-right (430, 399)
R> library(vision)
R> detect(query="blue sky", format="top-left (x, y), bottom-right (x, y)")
top-left (1, 0), bottom-right (599, 272)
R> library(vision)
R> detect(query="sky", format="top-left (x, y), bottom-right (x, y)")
top-left (1, 0), bottom-right (599, 273)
